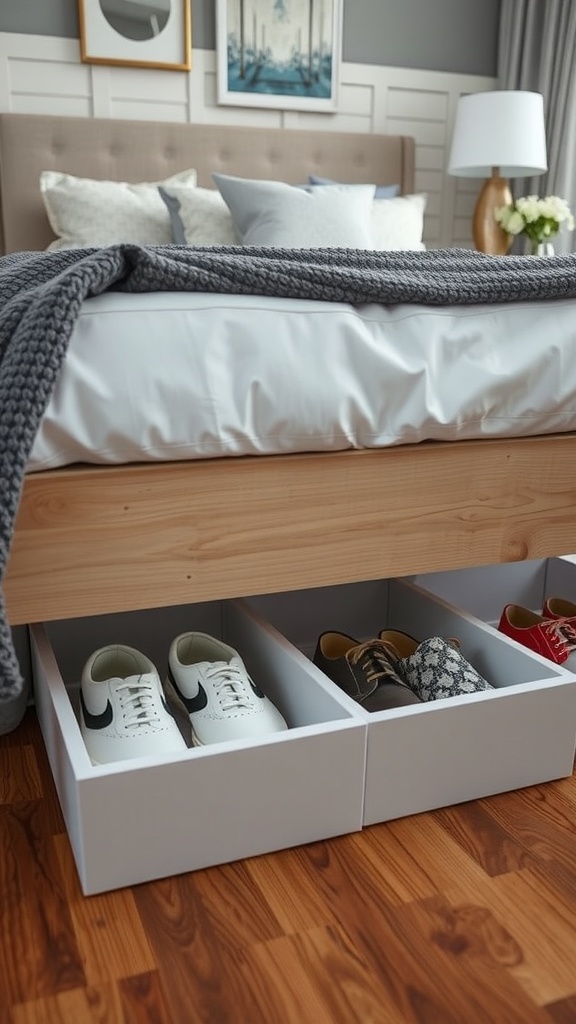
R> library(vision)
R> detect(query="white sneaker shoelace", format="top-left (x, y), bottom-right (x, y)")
top-left (116, 674), bottom-right (164, 731)
top-left (205, 659), bottom-right (257, 713)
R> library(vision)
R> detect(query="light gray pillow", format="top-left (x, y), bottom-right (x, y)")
top-left (308, 175), bottom-right (400, 199)
top-left (159, 185), bottom-right (238, 246)
top-left (213, 173), bottom-right (376, 248)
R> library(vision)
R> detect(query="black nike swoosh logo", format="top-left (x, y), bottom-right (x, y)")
top-left (249, 678), bottom-right (265, 698)
top-left (167, 667), bottom-right (208, 714)
top-left (79, 690), bottom-right (113, 730)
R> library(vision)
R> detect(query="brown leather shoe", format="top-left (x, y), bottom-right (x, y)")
top-left (313, 631), bottom-right (422, 712)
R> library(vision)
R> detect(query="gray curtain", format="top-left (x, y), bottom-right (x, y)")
top-left (498, 0), bottom-right (576, 253)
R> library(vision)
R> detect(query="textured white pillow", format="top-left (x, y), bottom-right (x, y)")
top-left (371, 193), bottom-right (427, 251)
top-left (159, 185), bottom-right (238, 246)
top-left (40, 168), bottom-right (198, 250)
top-left (213, 173), bottom-right (376, 248)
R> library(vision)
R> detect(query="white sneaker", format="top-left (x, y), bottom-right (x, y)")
top-left (80, 645), bottom-right (188, 765)
top-left (166, 632), bottom-right (288, 746)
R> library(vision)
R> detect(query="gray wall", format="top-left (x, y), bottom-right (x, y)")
top-left (0, 0), bottom-right (500, 77)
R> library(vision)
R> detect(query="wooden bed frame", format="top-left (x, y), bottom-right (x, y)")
top-left (2, 112), bottom-right (576, 629)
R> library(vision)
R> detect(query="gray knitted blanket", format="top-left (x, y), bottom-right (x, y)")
top-left (2, 242), bottom-right (576, 733)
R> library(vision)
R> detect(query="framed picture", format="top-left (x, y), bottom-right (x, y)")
top-left (216, 0), bottom-right (341, 112)
top-left (78, 0), bottom-right (191, 71)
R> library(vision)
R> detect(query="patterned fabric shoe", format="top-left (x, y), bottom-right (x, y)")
top-left (498, 604), bottom-right (576, 669)
top-left (313, 631), bottom-right (422, 712)
top-left (379, 629), bottom-right (491, 701)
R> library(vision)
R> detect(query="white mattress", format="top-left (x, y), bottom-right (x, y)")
top-left (28, 290), bottom-right (576, 472)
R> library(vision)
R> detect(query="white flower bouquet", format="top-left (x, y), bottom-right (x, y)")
top-left (495, 194), bottom-right (574, 254)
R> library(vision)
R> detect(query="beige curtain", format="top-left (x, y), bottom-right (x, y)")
top-left (498, 0), bottom-right (576, 253)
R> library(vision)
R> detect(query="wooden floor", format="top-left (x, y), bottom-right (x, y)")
top-left (2, 710), bottom-right (576, 1024)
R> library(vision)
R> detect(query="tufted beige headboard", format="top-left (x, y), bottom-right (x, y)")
top-left (0, 112), bottom-right (415, 254)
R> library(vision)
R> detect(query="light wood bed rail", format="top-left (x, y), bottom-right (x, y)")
top-left (1, 113), bottom-right (575, 628)
top-left (6, 435), bottom-right (576, 626)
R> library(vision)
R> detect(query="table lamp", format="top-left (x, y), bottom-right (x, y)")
top-left (448, 90), bottom-right (548, 254)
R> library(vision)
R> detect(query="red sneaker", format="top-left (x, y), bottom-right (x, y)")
top-left (542, 596), bottom-right (576, 628)
top-left (498, 604), bottom-right (576, 668)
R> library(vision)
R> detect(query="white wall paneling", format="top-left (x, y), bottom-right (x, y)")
top-left (0, 32), bottom-right (495, 248)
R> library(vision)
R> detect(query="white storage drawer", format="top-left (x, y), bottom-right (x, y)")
top-left (248, 575), bottom-right (576, 826)
top-left (30, 598), bottom-right (366, 895)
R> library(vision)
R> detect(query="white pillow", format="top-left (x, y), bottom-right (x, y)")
top-left (371, 194), bottom-right (427, 251)
top-left (40, 168), bottom-right (198, 250)
top-left (213, 173), bottom-right (376, 249)
top-left (159, 185), bottom-right (238, 246)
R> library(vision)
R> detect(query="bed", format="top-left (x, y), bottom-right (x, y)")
top-left (2, 112), bottom-right (576, 734)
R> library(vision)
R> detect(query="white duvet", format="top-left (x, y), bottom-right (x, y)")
top-left (27, 290), bottom-right (576, 472)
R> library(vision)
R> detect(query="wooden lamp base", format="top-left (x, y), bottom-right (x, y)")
top-left (472, 169), bottom-right (513, 255)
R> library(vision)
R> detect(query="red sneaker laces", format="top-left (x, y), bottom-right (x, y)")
top-left (543, 617), bottom-right (576, 654)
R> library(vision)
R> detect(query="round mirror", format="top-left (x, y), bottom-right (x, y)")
top-left (99, 0), bottom-right (171, 42)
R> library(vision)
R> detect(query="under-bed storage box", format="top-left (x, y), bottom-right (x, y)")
top-left (248, 574), bottom-right (576, 826)
top-left (30, 599), bottom-right (366, 895)
top-left (29, 563), bottom-right (576, 894)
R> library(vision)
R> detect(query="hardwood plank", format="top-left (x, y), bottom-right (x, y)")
top-left (525, 848), bottom-right (576, 914)
top-left (239, 925), bottom-right (407, 1024)
top-left (0, 709), bottom-right (65, 834)
top-left (305, 847), bottom-right (541, 1024)
top-left (0, 743), bottom-right (42, 804)
top-left (7, 434), bottom-right (576, 625)
top-left (442, 867), bottom-right (576, 1005)
top-left (10, 983), bottom-right (123, 1024)
top-left (555, 770), bottom-right (576, 809)
top-left (186, 857), bottom-right (286, 947)
top-left (53, 836), bottom-right (156, 987)
top-left (0, 707), bottom-right (38, 748)
top-left (27, 721), bottom-right (68, 837)
top-left (245, 826), bottom-right (532, 1022)
top-left (2, 711), bottom-right (576, 1022)
top-left (280, 817), bottom-right (573, 1020)
top-left (480, 778), bottom-right (576, 870)
top-left (118, 971), bottom-right (172, 1024)
top-left (244, 839), bottom-right (355, 932)
top-left (431, 800), bottom-right (541, 877)
top-left (496, 870), bottom-right (576, 1006)
top-left (362, 811), bottom-right (490, 900)
top-left (133, 873), bottom-right (256, 1024)
top-left (545, 994), bottom-right (576, 1023)
top-left (0, 802), bottom-right (84, 1006)
top-left (380, 895), bottom-right (551, 1024)
top-left (256, 825), bottom-right (451, 914)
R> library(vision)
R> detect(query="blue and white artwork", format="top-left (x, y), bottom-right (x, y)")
top-left (219, 0), bottom-right (340, 110)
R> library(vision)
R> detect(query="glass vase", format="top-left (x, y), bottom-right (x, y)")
top-left (530, 241), bottom-right (555, 256)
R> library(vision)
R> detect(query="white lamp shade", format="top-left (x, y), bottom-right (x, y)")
top-left (448, 90), bottom-right (548, 178)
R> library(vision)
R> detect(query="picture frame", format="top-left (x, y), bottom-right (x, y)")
top-left (216, 0), bottom-right (341, 112)
top-left (78, 0), bottom-right (191, 71)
